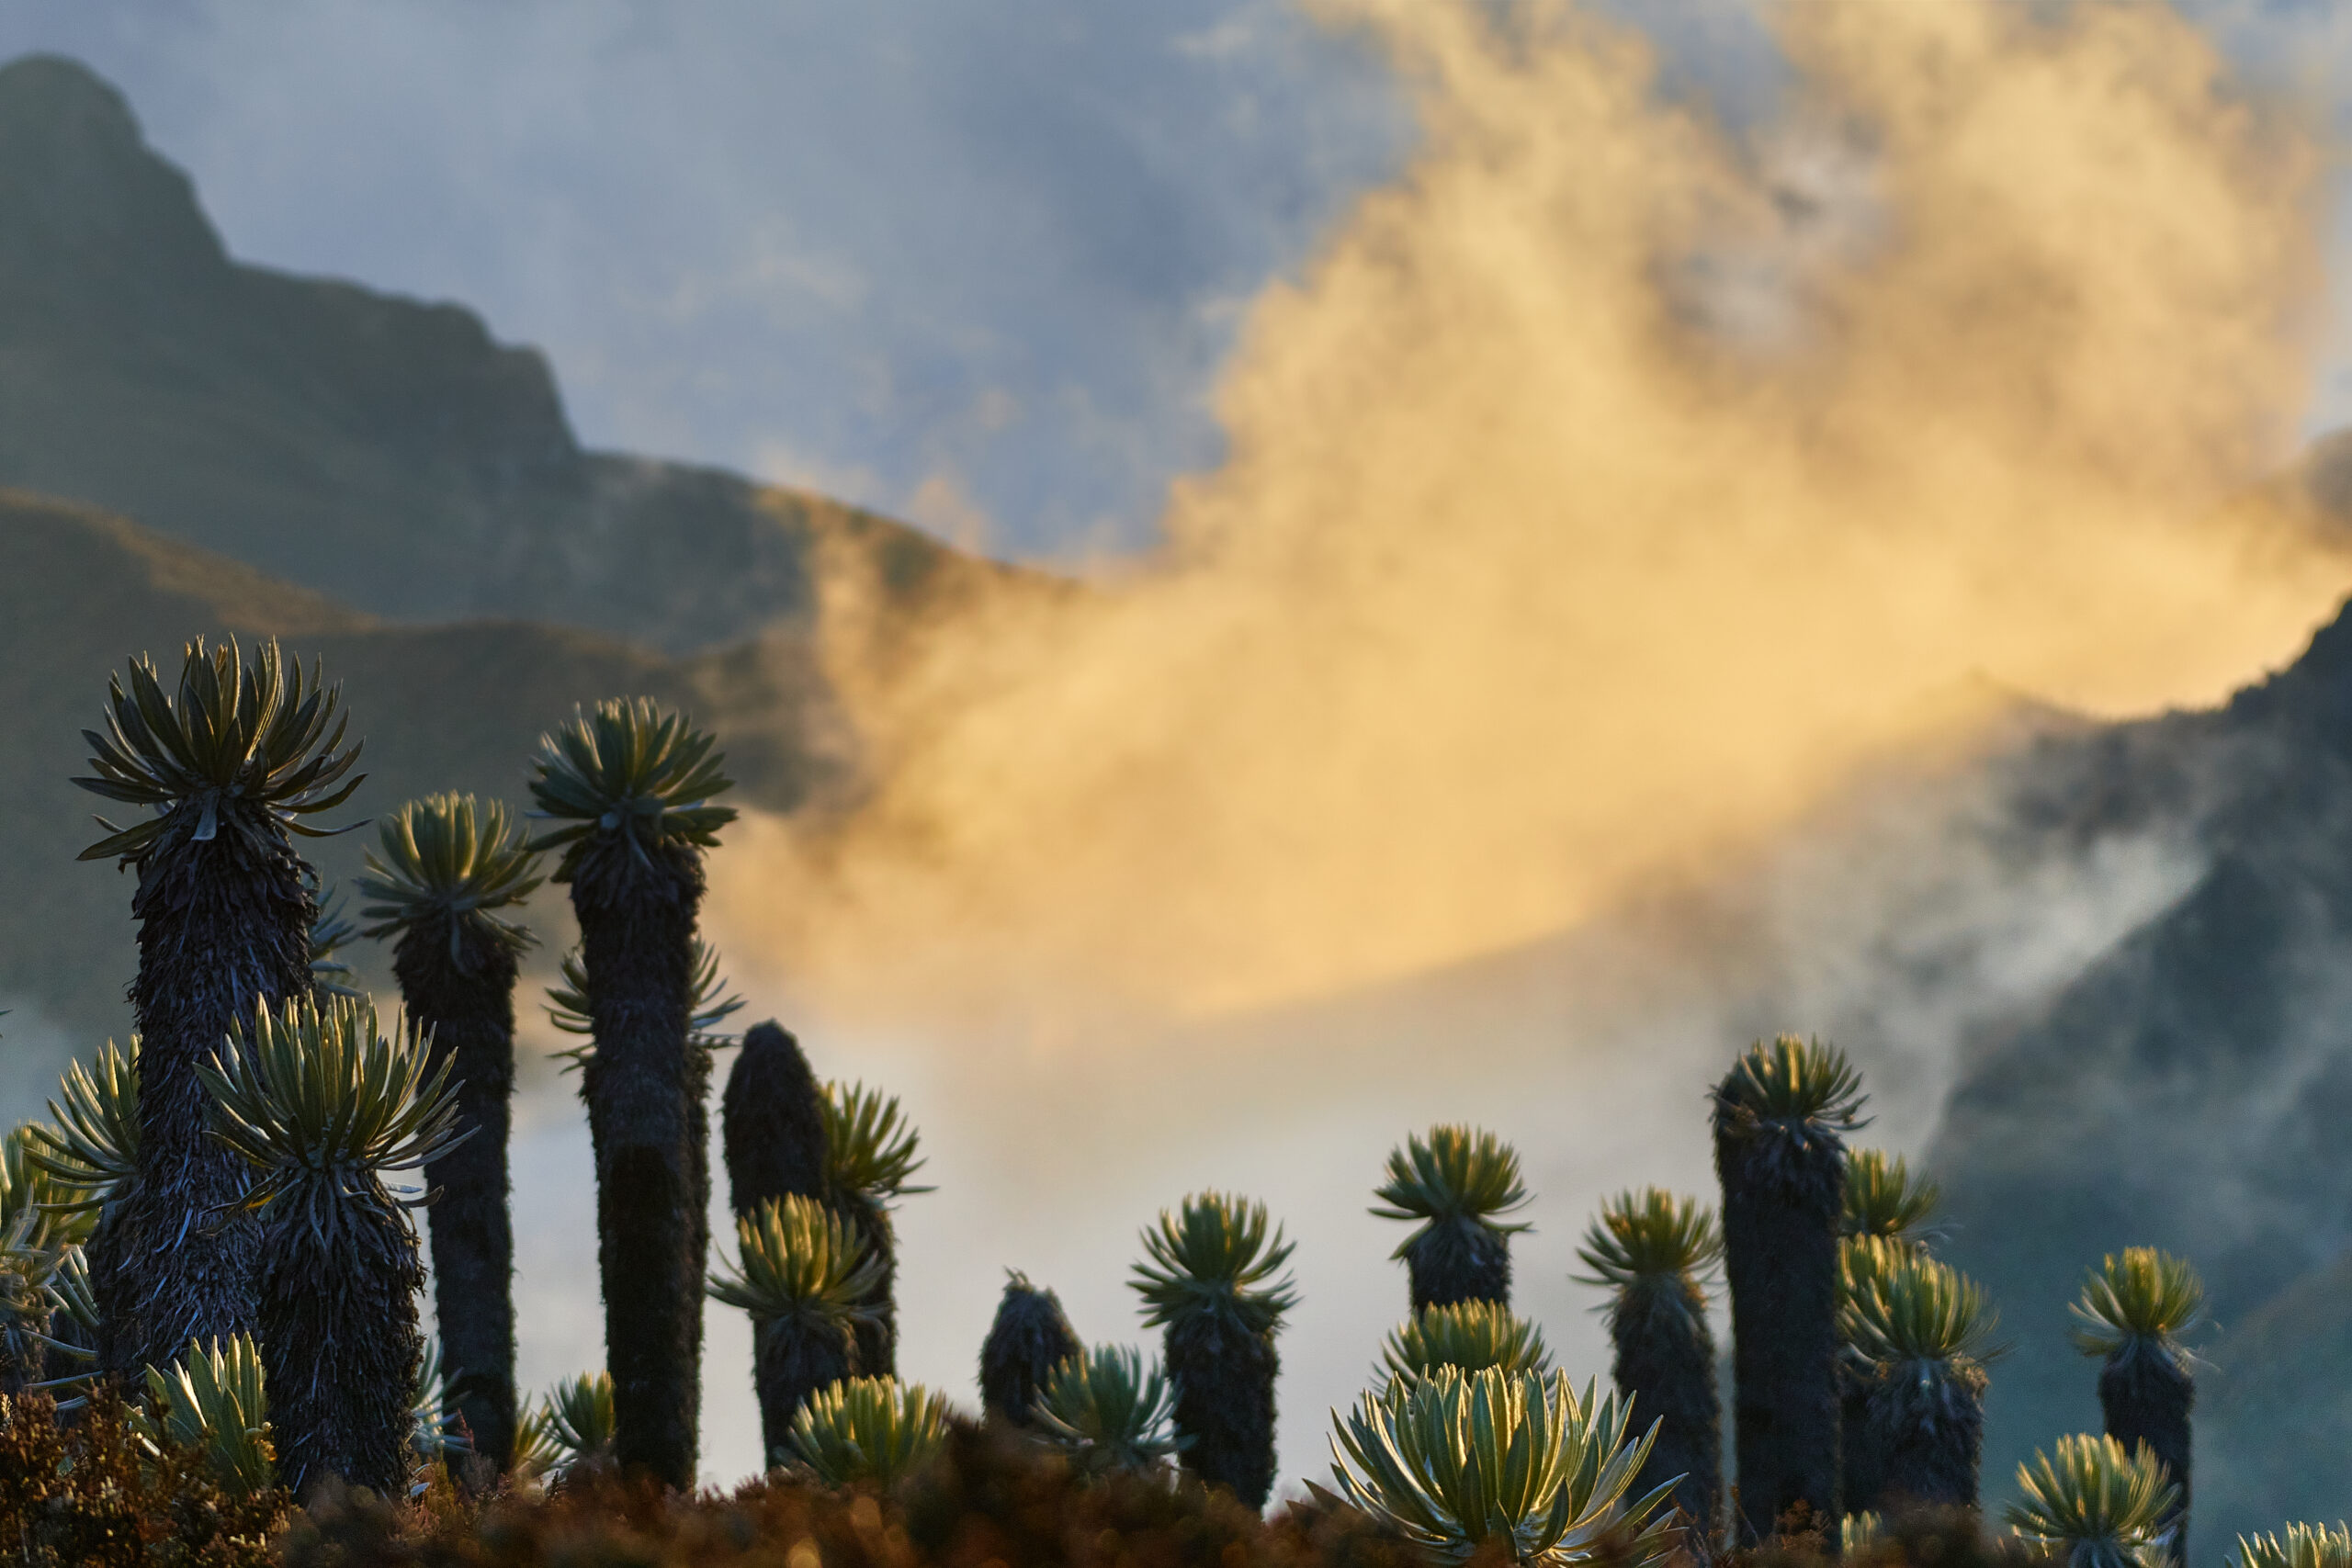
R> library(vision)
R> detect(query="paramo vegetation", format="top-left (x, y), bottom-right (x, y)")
top-left (0, 636), bottom-right (2334, 1567)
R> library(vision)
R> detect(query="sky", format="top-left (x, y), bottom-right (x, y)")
top-left (2, 0), bottom-right (2342, 560)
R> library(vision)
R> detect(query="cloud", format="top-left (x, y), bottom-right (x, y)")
top-left (720, 0), bottom-right (2348, 1024)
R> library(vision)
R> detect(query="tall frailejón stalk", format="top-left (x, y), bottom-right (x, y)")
top-left (2073, 1248), bottom-right (2204, 1562)
top-left (723, 1021), bottom-right (827, 1222)
top-left (707, 1194), bottom-right (882, 1468)
top-left (200, 994), bottom-right (465, 1497)
top-left (74, 638), bottom-right (364, 1373)
top-left (979, 1271), bottom-right (1081, 1426)
top-left (1130, 1191), bottom-right (1297, 1508)
top-left (820, 1083), bottom-right (932, 1377)
top-left (1838, 1249), bottom-right (2002, 1510)
top-left (356, 794), bottom-right (545, 1475)
top-left (1575, 1187), bottom-right (1724, 1534)
top-left (1713, 1035), bottom-right (1866, 1541)
top-left (1372, 1125), bottom-right (1532, 1312)
top-left (1837, 1150), bottom-right (1942, 1517)
top-left (528, 697), bottom-right (735, 1489)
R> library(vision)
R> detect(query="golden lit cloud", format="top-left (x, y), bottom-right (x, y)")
top-left (711, 0), bottom-right (2346, 1023)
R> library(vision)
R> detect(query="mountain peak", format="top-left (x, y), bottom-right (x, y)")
top-left (0, 53), bottom-right (226, 275)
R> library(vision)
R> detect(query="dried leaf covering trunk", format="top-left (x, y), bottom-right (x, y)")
top-left (390, 919), bottom-right (519, 1474)
top-left (115, 831), bottom-right (311, 1373)
top-left (979, 1278), bottom-right (1080, 1427)
top-left (1871, 1367), bottom-right (1986, 1510)
top-left (1716, 1130), bottom-right (1843, 1540)
top-left (721, 1022), bottom-right (827, 1220)
top-left (573, 840), bottom-right (707, 1490)
top-left (2101, 1354), bottom-right (2192, 1558)
top-left (1166, 1314), bottom-right (1278, 1509)
top-left (1610, 1279), bottom-right (1723, 1534)
top-left (261, 1190), bottom-right (425, 1498)
top-left (1403, 1223), bottom-right (1510, 1314)
top-left (753, 1322), bottom-right (855, 1469)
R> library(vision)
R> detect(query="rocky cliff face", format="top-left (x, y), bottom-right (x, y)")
top-left (0, 53), bottom-right (973, 653)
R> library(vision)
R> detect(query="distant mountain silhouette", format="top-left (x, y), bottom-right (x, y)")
top-left (0, 53), bottom-right (977, 654)
top-left (1928, 599), bottom-right (2352, 1542)
top-left (0, 487), bottom-right (830, 1051)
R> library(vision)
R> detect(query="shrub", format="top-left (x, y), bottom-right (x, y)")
top-left (0, 1388), bottom-right (284, 1564)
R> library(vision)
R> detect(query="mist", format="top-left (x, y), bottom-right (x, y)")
top-left (712, 0), bottom-right (2346, 1028)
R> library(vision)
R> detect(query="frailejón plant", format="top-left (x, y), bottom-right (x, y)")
top-left (1574, 1188), bottom-right (1723, 1530)
top-left (530, 697), bottom-right (735, 1491)
top-left (74, 637), bottom-right (363, 1374)
top-left (1131, 1191), bottom-right (1297, 1508)
top-left (2004, 1434), bottom-right (2177, 1568)
top-left (1372, 1125), bottom-right (1532, 1312)
top-left (202, 995), bottom-right (464, 1496)
top-left (1034, 1345), bottom-right (1185, 1477)
top-left (707, 1194), bottom-right (884, 1466)
top-left (1712, 1034), bottom-right (1865, 1538)
top-left (1329, 1365), bottom-right (1679, 1568)
top-left (787, 1376), bottom-right (950, 1489)
top-left (359, 792), bottom-right (545, 1476)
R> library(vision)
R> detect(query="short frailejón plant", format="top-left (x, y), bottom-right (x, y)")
top-left (1838, 1249), bottom-right (2003, 1509)
top-left (707, 1194), bottom-right (884, 1468)
top-left (979, 1271), bottom-right (1081, 1427)
top-left (1834, 1145), bottom-right (1942, 1510)
top-left (1379, 1300), bottom-right (1553, 1388)
top-left (787, 1376), bottom-right (950, 1490)
top-left (1372, 1125), bottom-right (1532, 1313)
top-left (131, 1334), bottom-right (278, 1500)
top-left (1837, 1232), bottom-right (1918, 1515)
top-left (530, 1371), bottom-right (619, 1480)
top-left (1712, 1034), bottom-right (1865, 1539)
top-left (24, 1038), bottom-right (139, 1219)
top-left (1574, 1187), bottom-right (1723, 1532)
top-left (1034, 1345), bottom-right (1185, 1478)
top-left (75, 637), bottom-right (363, 1374)
top-left (201, 995), bottom-right (465, 1497)
top-left (2073, 1248), bottom-right (2204, 1561)
top-left (530, 696), bottom-right (736, 1490)
top-left (2003, 1434), bottom-right (2177, 1568)
top-left (0, 1124), bottom-right (96, 1393)
top-left (1329, 1366), bottom-right (1679, 1568)
top-left (1131, 1191), bottom-right (1297, 1509)
top-left (22, 1039), bottom-right (138, 1381)
top-left (358, 793), bottom-right (545, 1476)
top-left (2234, 1523), bottom-right (2352, 1568)
top-left (822, 1080), bottom-right (933, 1378)
top-left (407, 1337), bottom-right (471, 1469)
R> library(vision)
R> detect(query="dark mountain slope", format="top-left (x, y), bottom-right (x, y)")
top-left (0, 489), bottom-right (829, 1055)
top-left (0, 53), bottom-right (981, 654)
top-left (1928, 603), bottom-right (2352, 1547)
